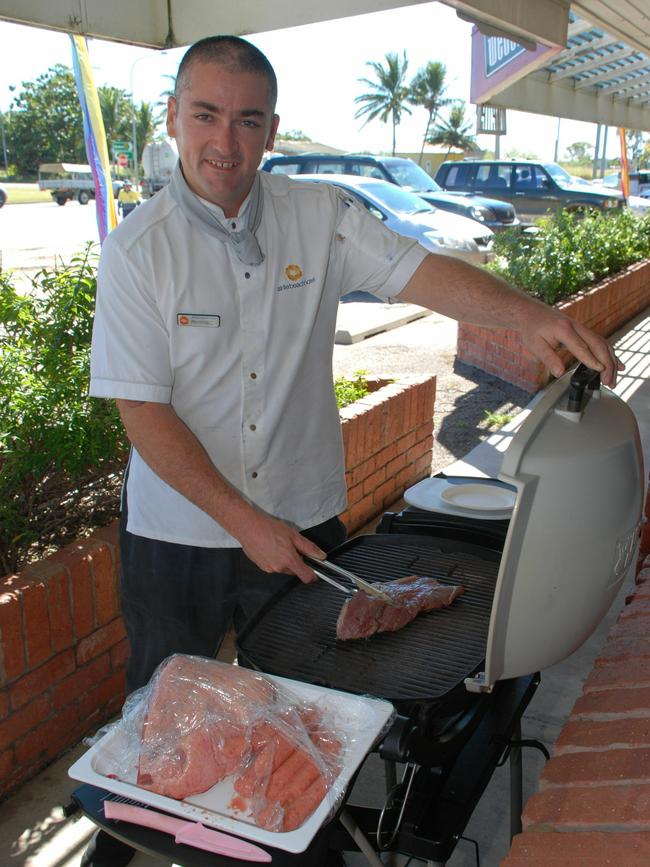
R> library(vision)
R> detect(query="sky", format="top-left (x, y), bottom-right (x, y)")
top-left (0, 2), bottom-right (624, 163)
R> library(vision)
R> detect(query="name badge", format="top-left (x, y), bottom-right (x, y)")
top-left (177, 313), bottom-right (221, 328)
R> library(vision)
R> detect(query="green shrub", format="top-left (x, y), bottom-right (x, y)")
top-left (489, 209), bottom-right (650, 305)
top-left (0, 247), bottom-right (128, 574)
top-left (334, 370), bottom-right (370, 408)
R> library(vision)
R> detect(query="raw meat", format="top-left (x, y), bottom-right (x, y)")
top-left (137, 655), bottom-right (275, 799)
top-left (232, 705), bottom-right (342, 831)
top-left (134, 654), bottom-right (342, 832)
top-left (336, 574), bottom-right (464, 640)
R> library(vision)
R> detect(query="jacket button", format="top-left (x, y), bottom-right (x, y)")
top-left (249, 424), bottom-right (257, 431)
top-left (250, 372), bottom-right (257, 379)
top-left (251, 471), bottom-right (258, 479)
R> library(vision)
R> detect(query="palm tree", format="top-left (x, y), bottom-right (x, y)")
top-left (408, 62), bottom-right (452, 165)
top-left (428, 103), bottom-right (477, 156)
top-left (135, 101), bottom-right (156, 157)
top-left (354, 52), bottom-right (411, 156)
top-left (98, 86), bottom-right (132, 146)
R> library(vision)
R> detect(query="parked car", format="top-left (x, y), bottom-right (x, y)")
top-left (0, 184), bottom-right (6, 207)
top-left (434, 159), bottom-right (623, 225)
top-left (290, 173), bottom-right (494, 266)
top-left (263, 153), bottom-right (519, 233)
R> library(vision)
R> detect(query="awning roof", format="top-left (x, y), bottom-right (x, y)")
top-left (3, 0), bottom-right (650, 131)
top-left (0, 0), bottom-right (571, 49)
top-left (473, 2), bottom-right (650, 132)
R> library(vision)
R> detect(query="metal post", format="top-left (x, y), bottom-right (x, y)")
top-left (593, 124), bottom-right (601, 179)
top-left (131, 103), bottom-right (139, 186)
top-left (509, 720), bottom-right (523, 840)
top-left (553, 116), bottom-right (561, 162)
top-left (601, 126), bottom-right (609, 177)
top-left (0, 112), bottom-right (8, 174)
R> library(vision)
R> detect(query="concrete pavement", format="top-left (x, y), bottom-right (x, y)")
top-left (2, 304), bottom-right (649, 867)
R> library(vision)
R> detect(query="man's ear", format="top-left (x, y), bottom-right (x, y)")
top-left (266, 114), bottom-right (280, 152)
top-left (167, 96), bottom-right (177, 138)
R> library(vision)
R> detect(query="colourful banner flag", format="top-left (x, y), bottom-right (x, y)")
top-left (618, 127), bottom-right (630, 201)
top-left (69, 34), bottom-right (118, 241)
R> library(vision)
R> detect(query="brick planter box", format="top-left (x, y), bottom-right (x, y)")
top-left (0, 373), bottom-right (435, 799)
top-left (457, 259), bottom-right (650, 393)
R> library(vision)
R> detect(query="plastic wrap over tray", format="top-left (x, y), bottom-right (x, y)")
top-left (71, 654), bottom-right (395, 852)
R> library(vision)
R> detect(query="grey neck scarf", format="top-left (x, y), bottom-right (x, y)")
top-left (169, 162), bottom-right (264, 265)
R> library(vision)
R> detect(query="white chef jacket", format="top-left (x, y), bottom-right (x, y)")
top-left (90, 172), bottom-right (428, 547)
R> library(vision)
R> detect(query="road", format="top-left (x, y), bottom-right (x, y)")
top-left (0, 200), bottom-right (103, 275)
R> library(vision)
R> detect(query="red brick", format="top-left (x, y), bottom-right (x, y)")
top-left (51, 547), bottom-right (95, 638)
top-left (110, 638), bottom-right (130, 672)
top-left (503, 830), bottom-right (650, 865)
top-left (76, 619), bottom-right (126, 665)
top-left (362, 465), bottom-right (387, 497)
top-left (9, 650), bottom-right (75, 710)
top-left (50, 654), bottom-right (110, 710)
top-left (91, 544), bottom-right (118, 625)
top-left (523, 783), bottom-right (650, 829)
top-left (0, 748), bottom-right (15, 783)
top-left (595, 636), bottom-right (650, 665)
top-left (14, 703), bottom-right (81, 766)
top-left (19, 577), bottom-right (51, 668)
top-left (618, 599), bottom-right (650, 621)
top-left (555, 718), bottom-right (650, 752)
top-left (0, 694), bottom-right (50, 750)
top-left (584, 658), bottom-right (650, 692)
top-left (78, 671), bottom-right (125, 723)
top-left (0, 690), bottom-right (8, 720)
top-left (0, 589), bottom-right (26, 683)
top-left (45, 570), bottom-right (73, 652)
top-left (573, 686), bottom-right (650, 718)
top-left (540, 748), bottom-right (650, 788)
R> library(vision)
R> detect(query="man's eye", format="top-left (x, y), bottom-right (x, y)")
top-left (241, 120), bottom-right (260, 128)
top-left (195, 113), bottom-right (212, 122)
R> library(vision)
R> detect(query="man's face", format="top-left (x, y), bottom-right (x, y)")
top-left (167, 60), bottom-right (279, 217)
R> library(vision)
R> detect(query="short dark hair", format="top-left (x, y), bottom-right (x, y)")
top-left (174, 35), bottom-right (277, 110)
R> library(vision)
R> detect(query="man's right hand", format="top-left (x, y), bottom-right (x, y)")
top-left (238, 512), bottom-right (327, 584)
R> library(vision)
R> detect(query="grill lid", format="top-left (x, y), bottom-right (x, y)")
top-left (474, 365), bottom-right (644, 691)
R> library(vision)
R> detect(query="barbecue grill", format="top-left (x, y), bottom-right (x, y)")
top-left (69, 365), bottom-right (644, 866)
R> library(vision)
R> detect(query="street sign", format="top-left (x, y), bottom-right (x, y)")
top-left (117, 153), bottom-right (129, 167)
top-left (112, 142), bottom-right (133, 158)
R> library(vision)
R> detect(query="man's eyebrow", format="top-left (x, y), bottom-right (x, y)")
top-left (190, 100), bottom-right (267, 118)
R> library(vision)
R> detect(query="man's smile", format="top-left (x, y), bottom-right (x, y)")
top-left (205, 158), bottom-right (239, 169)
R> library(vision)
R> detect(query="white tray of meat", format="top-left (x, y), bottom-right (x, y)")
top-left (69, 655), bottom-right (395, 854)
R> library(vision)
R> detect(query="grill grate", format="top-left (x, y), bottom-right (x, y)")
top-left (237, 535), bottom-right (499, 711)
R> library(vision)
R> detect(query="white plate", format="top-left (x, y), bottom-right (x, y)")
top-left (403, 477), bottom-right (515, 520)
top-left (440, 483), bottom-right (516, 512)
top-left (69, 673), bottom-right (395, 854)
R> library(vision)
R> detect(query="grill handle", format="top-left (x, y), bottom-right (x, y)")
top-left (567, 363), bottom-right (601, 412)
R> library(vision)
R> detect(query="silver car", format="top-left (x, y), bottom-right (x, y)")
top-left (292, 174), bottom-right (494, 266)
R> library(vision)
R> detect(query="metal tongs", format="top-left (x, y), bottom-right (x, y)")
top-left (304, 555), bottom-right (394, 604)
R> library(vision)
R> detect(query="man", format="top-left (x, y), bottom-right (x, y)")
top-left (85, 35), bottom-right (620, 867)
top-left (117, 179), bottom-right (141, 217)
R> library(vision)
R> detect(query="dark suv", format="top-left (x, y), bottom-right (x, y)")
top-left (435, 159), bottom-right (622, 225)
top-left (262, 153), bottom-right (519, 233)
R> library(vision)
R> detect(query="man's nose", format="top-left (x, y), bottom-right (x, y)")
top-left (210, 122), bottom-right (237, 155)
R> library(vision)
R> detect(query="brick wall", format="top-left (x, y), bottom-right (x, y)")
top-left (0, 524), bottom-right (126, 799)
top-left (339, 374), bottom-right (436, 533)
top-left (0, 374), bottom-right (435, 799)
top-left (502, 472), bottom-right (650, 865)
top-left (457, 260), bottom-right (650, 393)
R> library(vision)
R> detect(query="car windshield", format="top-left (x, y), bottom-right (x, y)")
top-left (360, 181), bottom-right (435, 214)
top-left (543, 163), bottom-right (574, 185)
top-left (383, 159), bottom-right (441, 192)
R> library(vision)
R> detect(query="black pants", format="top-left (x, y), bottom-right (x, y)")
top-left (119, 505), bottom-right (346, 692)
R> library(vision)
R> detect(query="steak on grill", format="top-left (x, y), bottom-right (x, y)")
top-left (336, 574), bottom-right (465, 640)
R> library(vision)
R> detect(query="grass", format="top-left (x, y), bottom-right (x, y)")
top-left (3, 183), bottom-right (52, 205)
top-left (483, 409), bottom-right (516, 428)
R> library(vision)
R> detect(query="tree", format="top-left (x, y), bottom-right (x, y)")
top-left (427, 103), bottom-right (477, 155)
top-left (408, 61), bottom-right (452, 165)
top-left (7, 65), bottom-right (85, 176)
top-left (98, 86), bottom-right (133, 150)
top-left (565, 141), bottom-right (593, 165)
top-left (354, 52), bottom-right (412, 156)
top-left (6, 65), bottom-right (159, 177)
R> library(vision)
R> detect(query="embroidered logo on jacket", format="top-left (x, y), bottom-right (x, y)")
top-left (276, 263), bottom-right (316, 293)
top-left (285, 264), bottom-right (303, 282)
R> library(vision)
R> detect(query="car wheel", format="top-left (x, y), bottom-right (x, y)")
top-left (0, 189), bottom-right (6, 208)
top-left (78, 190), bottom-right (90, 205)
top-left (56, 196), bottom-right (67, 206)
